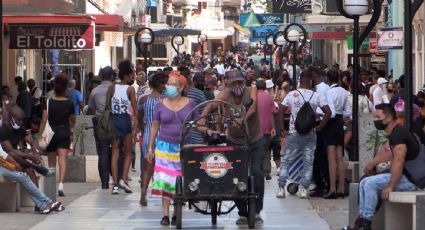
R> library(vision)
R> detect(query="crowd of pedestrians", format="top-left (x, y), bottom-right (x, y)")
top-left (1, 48), bottom-right (425, 230)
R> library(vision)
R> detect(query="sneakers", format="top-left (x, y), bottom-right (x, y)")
top-left (119, 179), bottom-right (133, 193)
top-left (171, 216), bottom-right (177, 226)
top-left (255, 214), bottom-right (264, 224)
top-left (276, 187), bottom-right (285, 198)
top-left (265, 174), bottom-right (272, 180)
top-left (235, 216), bottom-right (248, 225)
top-left (160, 216), bottom-right (170, 226)
top-left (112, 185), bottom-right (119, 195)
top-left (299, 187), bottom-right (309, 199)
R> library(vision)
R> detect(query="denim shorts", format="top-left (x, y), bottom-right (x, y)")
top-left (112, 113), bottom-right (132, 137)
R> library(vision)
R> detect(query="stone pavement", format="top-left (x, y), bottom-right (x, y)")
top-left (27, 171), bottom-right (336, 230)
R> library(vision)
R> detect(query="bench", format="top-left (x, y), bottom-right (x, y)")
top-left (0, 175), bottom-right (20, 212)
top-left (349, 183), bottom-right (425, 230)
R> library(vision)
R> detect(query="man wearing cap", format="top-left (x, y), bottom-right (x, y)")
top-left (87, 66), bottom-right (114, 189)
top-left (201, 69), bottom-right (265, 225)
top-left (372, 77), bottom-right (388, 110)
top-left (257, 80), bottom-right (276, 180)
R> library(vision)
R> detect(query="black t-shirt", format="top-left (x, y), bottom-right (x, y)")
top-left (47, 99), bottom-right (74, 130)
top-left (0, 125), bottom-right (28, 148)
top-left (389, 125), bottom-right (419, 161)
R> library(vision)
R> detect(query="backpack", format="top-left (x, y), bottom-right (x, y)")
top-left (95, 85), bottom-right (115, 141)
top-left (294, 90), bottom-right (316, 135)
top-left (403, 135), bottom-right (425, 189)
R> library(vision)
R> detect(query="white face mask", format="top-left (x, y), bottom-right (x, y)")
top-left (11, 117), bottom-right (21, 130)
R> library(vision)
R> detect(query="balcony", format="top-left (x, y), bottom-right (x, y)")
top-left (3, 0), bottom-right (76, 14)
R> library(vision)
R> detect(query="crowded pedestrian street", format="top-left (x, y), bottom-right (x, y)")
top-left (2, 1), bottom-right (425, 230)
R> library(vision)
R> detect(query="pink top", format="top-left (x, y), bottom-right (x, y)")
top-left (257, 90), bottom-right (276, 134)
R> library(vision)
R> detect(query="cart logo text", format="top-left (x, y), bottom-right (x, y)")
top-left (200, 153), bottom-right (233, 179)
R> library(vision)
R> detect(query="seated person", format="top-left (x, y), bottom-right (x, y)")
top-left (0, 144), bottom-right (64, 214)
top-left (354, 104), bottom-right (419, 230)
top-left (0, 105), bottom-right (45, 185)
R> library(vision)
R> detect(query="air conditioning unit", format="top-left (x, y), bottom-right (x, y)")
top-left (322, 0), bottom-right (340, 15)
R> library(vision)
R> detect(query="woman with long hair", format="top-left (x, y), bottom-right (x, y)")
top-left (110, 59), bottom-right (138, 195)
top-left (147, 71), bottom-right (198, 226)
top-left (138, 72), bottom-right (168, 206)
top-left (39, 73), bottom-right (76, 196)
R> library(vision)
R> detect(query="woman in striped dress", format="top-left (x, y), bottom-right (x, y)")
top-left (147, 71), bottom-right (198, 226)
top-left (138, 72), bottom-right (168, 206)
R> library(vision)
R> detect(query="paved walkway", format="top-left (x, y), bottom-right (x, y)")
top-left (31, 174), bottom-right (331, 230)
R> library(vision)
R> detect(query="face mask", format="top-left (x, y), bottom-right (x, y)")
top-left (418, 101), bottom-right (425, 107)
top-left (387, 89), bottom-right (394, 93)
top-left (165, 85), bottom-right (178, 98)
top-left (231, 86), bottom-right (245, 97)
top-left (374, 120), bottom-right (388, 130)
top-left (11, 117), bottom-right (21, 130)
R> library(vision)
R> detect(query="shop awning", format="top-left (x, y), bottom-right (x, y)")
top-left (154, 28), bottom-right (202, 36)
top-left (90, 14), bottom-right (124, 32)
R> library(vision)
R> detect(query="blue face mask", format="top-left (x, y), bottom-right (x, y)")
top-left (165, 85), bottom-right (178, 98)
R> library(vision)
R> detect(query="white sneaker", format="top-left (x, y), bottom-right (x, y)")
top-left (119, 179), bottom-right (133, 193)
top-left (276, 187), bottom-right (285, 198)
top-left (299, 187), bottom-right (309, 199)
top-left (255, 214), bottom-right (264, 224)
top-left (112, 185), bottom-right (119, 195)
top-left (235, 216), bottom-right (248, 225)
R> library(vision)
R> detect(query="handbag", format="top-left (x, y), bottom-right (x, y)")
top-left (39, 99), bottom-right (55, 150)
top-left (96, 84), bottom-right (115, 141)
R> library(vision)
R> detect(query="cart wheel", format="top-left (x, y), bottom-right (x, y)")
top-left (175, 176), bottom-right (183, 229)
top-left (248, 198), bottom-right (256, 229)
top-left (210, 200), bottom-right (217, 225)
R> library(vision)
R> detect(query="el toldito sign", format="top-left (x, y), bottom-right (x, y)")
top-left (8, 23), bottom-right (95, 49)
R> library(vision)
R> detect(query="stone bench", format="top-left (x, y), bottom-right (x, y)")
top-left (0, 174), bottom-right (20, 212)
top-left (345, 161), bottom-right (359, 183)
top-left (349, 183), bottom-right (425, 230)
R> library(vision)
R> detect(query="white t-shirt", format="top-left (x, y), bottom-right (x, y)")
top-left (372, 86), bottom-right (384, 110)
top-left (111, 85), bottom-right (131, 115)
top-left (282, 88), bottom-right (327, 134)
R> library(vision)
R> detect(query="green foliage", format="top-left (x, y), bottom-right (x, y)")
top-left (365, 130), bottom-right (387, 155)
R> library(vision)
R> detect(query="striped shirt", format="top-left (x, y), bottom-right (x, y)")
top-left (186, 87), bottom-right (206, 144)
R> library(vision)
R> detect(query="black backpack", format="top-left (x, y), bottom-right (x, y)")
top-left (403, 135), bottom-right (425, 189)
top-left (294, 90), bottom-right (316, 135)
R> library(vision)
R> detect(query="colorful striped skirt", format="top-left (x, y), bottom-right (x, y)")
top-left (151, 139), bottom-right (182, 200)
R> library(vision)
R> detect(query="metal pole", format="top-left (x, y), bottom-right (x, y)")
top-left (404, 0), bottom-right (413, 131)
top-left (263, 43), bottom-right (267, 63)
top-left (144, 44), bottom-right (148, 76)
top-left (200, 42), bottom-right (204, 64)
top-left (292, 43), bottom-right (297, 90)
top-left (352, 16), bottom-right (360, 162)
top-left (269, 46), bottom-right (273, 72)
top-left (279, 46), bottom-right (283, 70)
top-left (177, 45), bottom-right (180, 66)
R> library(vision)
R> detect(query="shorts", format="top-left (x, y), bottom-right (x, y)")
top-left (46, 126), bottom-right (71, 152)
top-left (112, 114), bottom-right (132, 137)
top-left (324, 115), bottom-right (344, 146)
top-left (269, 139), bottom-right (281, 161)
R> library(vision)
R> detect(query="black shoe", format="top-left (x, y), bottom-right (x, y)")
top-left (171, 216), bottom-right (177, 226)
top-left (265, 174), bottom-right (272, 180)
top-left (160, 216), bottom-right (170, 226)
top-left (353, 218), bottom-right (372, 230)
top-left (337, 192), bottom-right (346, 199)
top-left (310, 189), bottom-right (326, 197)
top-left (58, 190), bottom-right (65, 197)
top-left (323, 192), bottom-right (338, 199)
top-left (101, 184), bottom-right (109, 189)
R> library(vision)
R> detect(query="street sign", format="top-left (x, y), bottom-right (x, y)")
top-left (272, 0), bottom-right (312, 14)
top-left (9, 23), bottom-right (95, 49)
top-left (240, 13), bottom-right (284, 26)
top-left (249, 25), bottom-right (279, 43)
top-left (377, 27), bottom-right (404, 50)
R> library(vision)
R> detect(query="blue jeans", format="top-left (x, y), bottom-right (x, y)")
top-left (93, 117), bottom-right (112, 185)
top-left (359, 173), bottom-right (417, 221)
top-left (278, 131), bottom-right (317, 189)
top-left (0, 166), bottom-right (52, 210)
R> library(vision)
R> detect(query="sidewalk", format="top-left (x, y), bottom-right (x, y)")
top-left (26, 170), bottom-right (340, 230)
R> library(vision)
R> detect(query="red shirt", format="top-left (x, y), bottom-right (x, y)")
top-left (257, 90), bottom-right (276, 134)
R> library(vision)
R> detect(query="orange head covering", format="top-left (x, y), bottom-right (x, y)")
top-left (169, 71), bottom-right (187, 88)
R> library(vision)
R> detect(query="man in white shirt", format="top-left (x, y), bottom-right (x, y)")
top-left (323, 70), bottom-right (352, 199)
top-left (311, 67), bottom-right (331, 196)
top-left (277, 70), bottom-right (331, 199)
top-left (372, 77), bottom-right (388, 110)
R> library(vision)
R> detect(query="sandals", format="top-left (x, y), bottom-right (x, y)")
top-left (40, 202), bottom-right (61, 214)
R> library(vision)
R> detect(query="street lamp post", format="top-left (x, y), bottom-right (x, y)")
top-left (172, 35), bottom-right (185, 66)
top-left (283, 23), bottom-right (307, 90)
top-left (134, 27), bottom-right (155, 76)
top-left (198, 34), bottom-right (208, 65)
top-left (266, 34), bottom-right (275, 71)
top-left (273, 31), bottom-right (286, 71)
top-left (337, 0), bottom-right (382, 161)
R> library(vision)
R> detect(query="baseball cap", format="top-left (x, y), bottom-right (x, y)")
top-left (101, 66), bottom-right (114, 78)
top-left (265, 80), bottom-right (274, 89)
top-left (226, 70), bottom-right (244, 83)
top-left (377, 77), bottom-right (388, 85)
